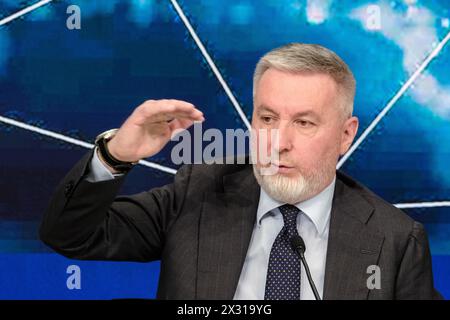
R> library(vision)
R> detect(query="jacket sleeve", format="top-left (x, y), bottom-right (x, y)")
top-left (394, 221), bottom-right (443, 299)
top-left (39, 149), bottom-right (192, 262)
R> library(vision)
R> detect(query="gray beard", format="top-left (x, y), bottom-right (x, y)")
top-left (252, 164), bottom-right (331, 204)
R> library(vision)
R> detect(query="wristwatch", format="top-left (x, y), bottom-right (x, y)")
top-left (94, 129), bottom-right (138, 173)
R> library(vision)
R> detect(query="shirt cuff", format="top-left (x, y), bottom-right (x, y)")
top-left (85, 147), bottom-right (125, 182)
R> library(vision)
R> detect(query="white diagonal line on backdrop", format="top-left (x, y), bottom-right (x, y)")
top-left (169, 0), bottom-right (252, 130)
top-left (0, 0), bottom-right (53, 26)
top-left (0, 115), bottom-right (177, 175)
top-left (337, 29), bottom-right (450, 169)
top-left (394, 201), bottom-right (450, 209)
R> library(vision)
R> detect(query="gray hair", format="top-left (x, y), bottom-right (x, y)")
top-left (253, 43), bottom-right (356, 119)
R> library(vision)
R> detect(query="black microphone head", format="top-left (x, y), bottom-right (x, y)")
top-left (290, 235), bottom-right (306, 255)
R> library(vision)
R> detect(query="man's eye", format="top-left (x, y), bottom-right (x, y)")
top-left (261, 116), bottom-right (273, 123)
top-left (296, 120), bottom-right (313, 127)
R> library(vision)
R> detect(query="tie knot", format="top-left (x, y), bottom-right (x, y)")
top-left (278, 204), bottom-right (300, 231)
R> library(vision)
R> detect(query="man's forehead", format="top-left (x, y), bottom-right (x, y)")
top-left (255, 69), bottom-right (339, 102)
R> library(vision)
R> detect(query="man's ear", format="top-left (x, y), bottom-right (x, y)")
top-left (340, 116), bottom-right (359, 155)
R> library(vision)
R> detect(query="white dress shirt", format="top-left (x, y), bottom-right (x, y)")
top-left (87, 149), bottom-right (336, 300)
top-left (233, 176), bottom-right (336, 300)
top-left (85, 148), bottom-right (122, 182)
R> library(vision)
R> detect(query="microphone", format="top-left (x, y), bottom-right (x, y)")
top-left (290, 235), bottom-right (322, 300)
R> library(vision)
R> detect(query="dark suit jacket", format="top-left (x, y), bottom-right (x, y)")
top-left (40, 149), bottom-right (442, 299)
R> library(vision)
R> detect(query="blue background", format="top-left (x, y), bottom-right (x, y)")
top-left (0, 0), bottom-right (449, 299)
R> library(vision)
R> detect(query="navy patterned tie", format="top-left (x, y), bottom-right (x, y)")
top-left (264, 204), bottom-right (301, 300)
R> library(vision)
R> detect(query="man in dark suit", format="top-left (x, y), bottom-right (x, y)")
top-left (40, 43), bottom-right (441, 300)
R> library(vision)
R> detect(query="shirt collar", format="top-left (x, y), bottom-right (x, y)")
top-left (256, 175), bottom-right (336, 236)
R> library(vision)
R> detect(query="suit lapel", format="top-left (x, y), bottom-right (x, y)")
top-left (195, 166), bottom-right (385, 300)
top-left (196, 165), bottom-right (260, 299)
top-left (323, 174), bottom-right (385, 300)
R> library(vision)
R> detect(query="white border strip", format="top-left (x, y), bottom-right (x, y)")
top-left (169, 0), bottom-right (251, 130)
top-left (395, 201), bottom-right (450, 209)
top-left (0, 115), bottom-right (177, 175)
top-left (0, 0), bottom-right (53, 26)
top-left (337, 29), bottom-right (450, 169)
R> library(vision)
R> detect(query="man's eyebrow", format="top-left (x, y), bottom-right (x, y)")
top-left (292, 110), bottom-right (320, 119)
top-left (256, 105), bottom-right (279, 115)
top-left (257, 105), bottom-right (320, 120)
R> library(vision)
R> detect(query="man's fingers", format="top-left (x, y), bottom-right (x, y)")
top-left (168, 118), bottom-right (195, 133)
top-left (132, 99), bottom-right (204, 126)
top-left (150, 111), bottom-right (204, 123)
top-left (141, 99), bottom-right (203, 118)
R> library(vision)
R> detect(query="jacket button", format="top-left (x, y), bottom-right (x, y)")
top-left (64, 180), bottom-right (75, 197)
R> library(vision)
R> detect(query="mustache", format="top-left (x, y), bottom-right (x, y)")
top-left (257, 159), bottom-right (296, 168)
top-left (271, 158), bottom-right (296, 167)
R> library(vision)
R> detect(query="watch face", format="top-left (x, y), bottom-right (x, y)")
top-left (95, 129), bottom-right (118, 144)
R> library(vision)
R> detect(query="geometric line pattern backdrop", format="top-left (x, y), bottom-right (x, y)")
top-left (0, 0), bottom-right (449, 299)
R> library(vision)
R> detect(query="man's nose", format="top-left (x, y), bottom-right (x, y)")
top-left (273, 121), bottom-right (293, 153)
